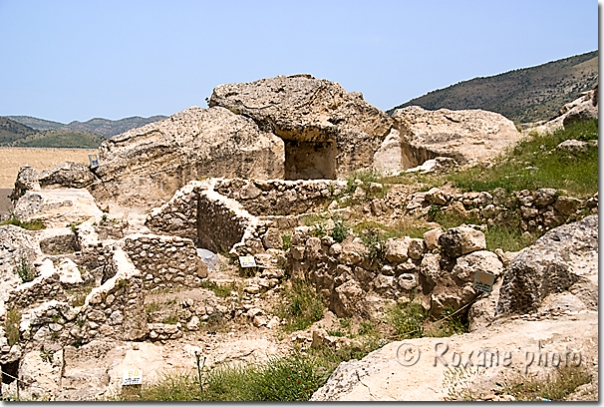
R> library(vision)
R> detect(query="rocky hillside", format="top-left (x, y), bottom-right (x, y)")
top-left (391, 51), bottom-right (598, 123)
top-left (0, 117), bottom-right (37, 144)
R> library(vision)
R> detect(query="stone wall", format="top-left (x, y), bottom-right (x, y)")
top-left (410, 187), bottom-right (598, 233)
top-left (287, 224), bottom-right (504, 318)
top-left (7, 273), bottom-right (67, 310)
top-left (213, 178), bottom-right (346, 216)
top-left (124, 234), bottom-right (208, 291)
top-left (146, 181), bottom-right (201, 243)
top-left (72, 249), bottom-right (147, 343)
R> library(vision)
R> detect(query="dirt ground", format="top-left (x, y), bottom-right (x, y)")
top-left (0, 148), bottom-right (98, 189)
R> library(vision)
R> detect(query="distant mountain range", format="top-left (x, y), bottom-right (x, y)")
top-left (0, 115), bottom-right (167, 148)
top-left (6, 115), bottom-right (168, 138)
top-left (390, 50), bottom-right (598, 123)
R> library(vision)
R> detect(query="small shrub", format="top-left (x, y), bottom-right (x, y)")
top-left (330, 219), bottom-right (349, 243)
top-left (276, 279), bottom-right (324, 332)
top-left (15, 257), bottom-right (35, 283)
top-left (4, 308), bottom-right (22, 346)
top-left (359, 227), bottom-right (385, 263)
top-left (115, 279), bottom-right (129, 289)
top-left (281, 235), bottom-right (291, 251)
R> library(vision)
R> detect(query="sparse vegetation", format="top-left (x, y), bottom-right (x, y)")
top-left (4, 308), bottom-right (22, 346)
top-left (276, 278), bottom-right (324, 332)
top-left (1, 215), bottom-right (46, 230)
top-left (281, 234), bottom-right (291, 250)
top-left (201, 280), bottom-right (234, 298)
top-left (390, 50), bottom-right (598, 123)
top-left (15, 257), bottom-right (35, 283)
top-left (502, 365), bottom-right (593, 401)
top-left (447, 119), bottom-right (598, 198)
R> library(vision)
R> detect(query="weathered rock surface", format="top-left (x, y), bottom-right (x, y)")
top-left (13, 188), bottom-right (104, 228)
top-left (311, 311), bottom-right (597, 401)
top-left (90, 106), bottom-right (284, 207)
top-left (496, 215), bottom-right (598, 315)
top-left (210, 74), bottom-right (393, 179)
top-left (391, 106), bottom-right (523, 168)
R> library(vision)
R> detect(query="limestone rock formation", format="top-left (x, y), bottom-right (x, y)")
top-left (389, 106), bottom-right (523, 169)
top-left (210, 74), bottom-right (394, 179)
top-left (90, 106), bottom-right (284, 207)
top-left (496, 215), bottom-right (598, 315)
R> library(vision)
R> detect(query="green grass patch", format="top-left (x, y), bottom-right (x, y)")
top-left (275, 279), bottom-right (324, 332)
top-left (1, 216), bottom-right (46, 230)
top-left (201, 280), bottom-right (234, 298)
top-left (447, 119), bottom-right (598, 197)
top-left (126, 351), bottom-right (328, 401)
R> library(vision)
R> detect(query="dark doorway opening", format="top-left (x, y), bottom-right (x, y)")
top-left (1, 359), bottom-right (19, 385)
top-left (284, 140), bottom-right (336, 180)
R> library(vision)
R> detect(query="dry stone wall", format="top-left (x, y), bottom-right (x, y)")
top-left (411, 187), bottom-right (598, 233)
top-left (214, 178), bottom-right (347, 216)
top-left (124, 234), bottom-right (208, 290)
top-left (286, 224), bottom-right (502, 318)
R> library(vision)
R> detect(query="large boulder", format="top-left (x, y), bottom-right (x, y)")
top-left (390, 106), bottom-right (523, 169)
top-left (90, 106), bottom-right (284, 208)
top-left (210, 74), bottom-right (394, 179)
top-left (496, 215), bottom-right (598, 316)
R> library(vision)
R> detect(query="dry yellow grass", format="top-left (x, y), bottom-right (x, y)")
top-left (0, 148), bottom-right (98, 188)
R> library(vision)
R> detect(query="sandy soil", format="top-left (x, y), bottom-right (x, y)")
top-left (0, 148), bottom-right (98, 189)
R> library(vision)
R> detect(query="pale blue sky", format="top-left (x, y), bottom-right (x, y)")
top-left (0, 0), bottom-right (598, 123)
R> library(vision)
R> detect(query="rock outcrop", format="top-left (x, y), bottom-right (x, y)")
top-left (496, 215), bottom-right (598, 315)
top-left (90, 106), bottom-right (284, 207)
top-left (210, 74), bottom-right (394, 180)
top-left (389, 106), bottom-right (523, 169)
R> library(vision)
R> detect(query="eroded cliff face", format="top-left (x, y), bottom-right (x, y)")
top-left (90, 106), bottom-right (285, 208)
top-left (209, 74), bottom-right (394, 180)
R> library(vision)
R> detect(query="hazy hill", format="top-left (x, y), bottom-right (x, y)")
top-left (0, 117), bottom-right (37, 144)
top-left (5, 116), bottom-right (64, 131)
top-left (7, 115), bottom-right (168, 138)
top-left (9, 129), bottom-right (105, 149)
top-left (390, 51), bottom-right (598, 123)
top-left (63, 115), bottom-right (168, 137)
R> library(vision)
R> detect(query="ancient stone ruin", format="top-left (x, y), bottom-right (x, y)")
top-left (0, 76), bottom-right (598, 401)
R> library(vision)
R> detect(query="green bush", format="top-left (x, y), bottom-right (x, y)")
top-left (330, 219), bottom-right (349, 243)
top-left (503, 365), bottom-right (593, 401)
